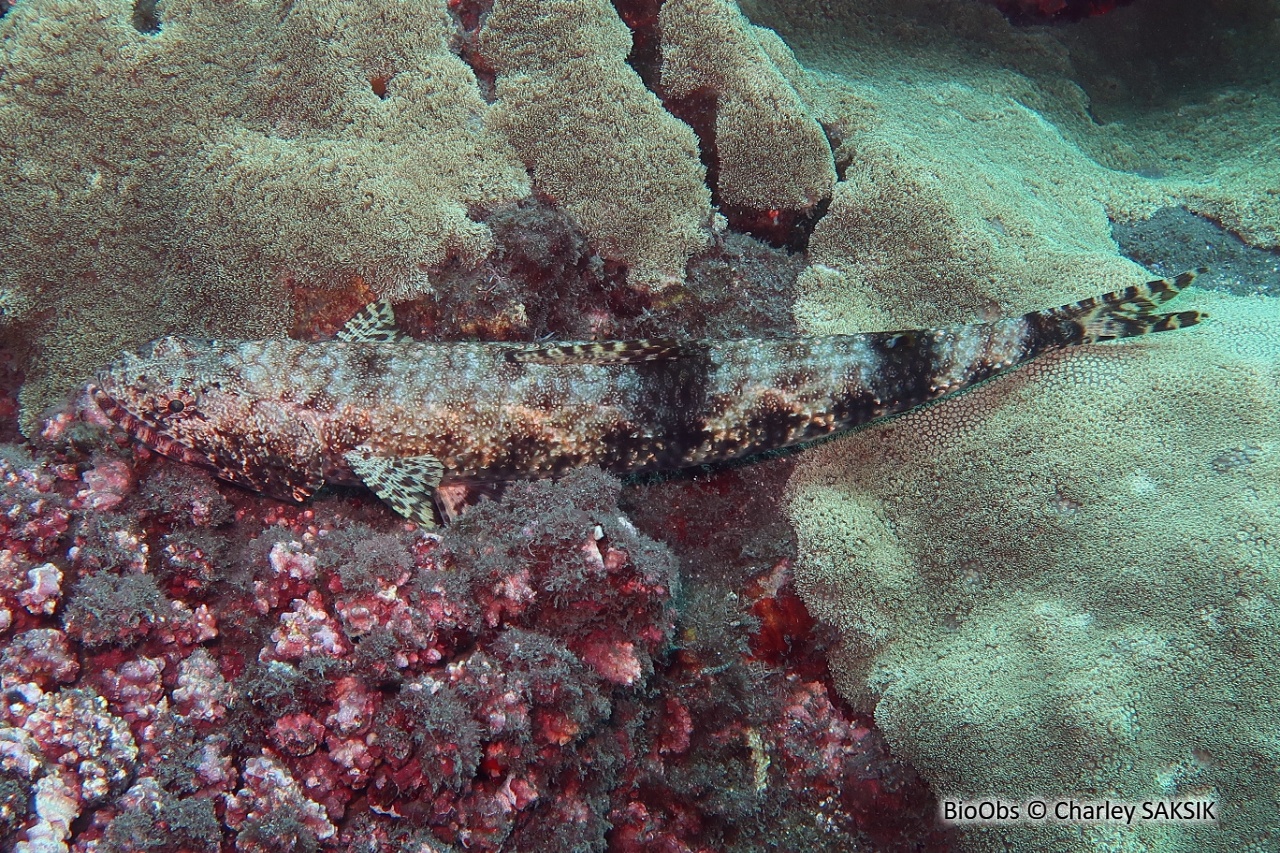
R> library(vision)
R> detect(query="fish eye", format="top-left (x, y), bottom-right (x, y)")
top-left (157, 391), bottom-right (199, 420)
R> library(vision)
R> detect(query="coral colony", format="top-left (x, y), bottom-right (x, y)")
top-left (3, 0), bottom-right (1278, 852)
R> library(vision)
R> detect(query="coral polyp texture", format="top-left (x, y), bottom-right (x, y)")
top-left (5, 0), bottom-right (1280, 850)
top-left (0, 0), bottom-right (535, 434)
top-left (788, 289), bottom-right (1280, 853)
top-left (478, 0), bottom-right (713, 290)
top-left (659, 0), bottom-right (835, 214)
top-left (0, 0), bottom-right (819, 433)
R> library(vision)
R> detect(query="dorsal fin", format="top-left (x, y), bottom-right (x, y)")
top-left (507, 339), bottom-right (689, 365)
top-left (338, 301), bottom-right (405, 343)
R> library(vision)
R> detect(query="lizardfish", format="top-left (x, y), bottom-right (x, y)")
top-left (89, 271), bottom-right (1204, 526)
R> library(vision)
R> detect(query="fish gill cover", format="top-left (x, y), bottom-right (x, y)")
top-left (0, 0), bottom-right (1278, 852)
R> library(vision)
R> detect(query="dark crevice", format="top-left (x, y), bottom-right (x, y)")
top-left (821, 120), bottom-right (853, 182)
top-left (664, 88), bottom-right (720, 202)
top-left (131, 0), bottom-right (160, 34)
top-left (0, 0), bottom-right (9, 19)
top-left (612, 1), bottom-right (831, 251)
top-left (994, 0), bottom-right (1137, 24)
top-left (369, 75), bottom-right (390, 100)
top-left (612, 0), bottom-right (665, 90)
top-left (1112, 206), bottom-right (1280, 297)
top-left (449, 0), bottom-right (492, 32)
top-left (723, 197), bottom-right (832, 253)
top-left (448, 0), bottom-right (497, 102)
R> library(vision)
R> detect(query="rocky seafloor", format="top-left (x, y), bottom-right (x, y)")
top-left (0, 357), bottom-right (949, 852)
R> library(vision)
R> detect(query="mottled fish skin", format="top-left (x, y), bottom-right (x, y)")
top-left (89, 272), bottom-right (1204, 520)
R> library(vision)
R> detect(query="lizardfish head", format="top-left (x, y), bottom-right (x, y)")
top-left (90, 336), bottom-right (324, 502)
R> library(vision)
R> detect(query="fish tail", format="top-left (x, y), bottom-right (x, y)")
top-left (1029, 268), bottom-right (1207, 348)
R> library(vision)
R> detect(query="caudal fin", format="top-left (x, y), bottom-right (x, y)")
top-left (1032, 268), bottom-right (1207, 347)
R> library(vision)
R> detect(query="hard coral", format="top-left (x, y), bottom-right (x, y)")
top-left (0, 629), bottom-right (79, 691)
top-left (1, 0), bottom-right (851, 436)
top-left (0, 448), bottom-right (71, 571)
top-left (0, 0), bottom-right (528, 433)
top-left (20, 688), bottom-right (138, 807)
top-left (788, 291), bottom-right (1280, 852)
top-left (479, 0), bottom-right (712, 291)
top-left (660, 0), bottom-right (835, 215)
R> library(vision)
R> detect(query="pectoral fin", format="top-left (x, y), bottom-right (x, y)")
top-left (344, 447), bottom-right (444, 528)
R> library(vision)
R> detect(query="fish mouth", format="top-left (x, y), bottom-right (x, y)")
top-left (89, 383), bottom-right (212, 470)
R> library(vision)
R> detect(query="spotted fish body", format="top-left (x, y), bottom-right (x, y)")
top-left (90, 272), bottom-right (1204, 526)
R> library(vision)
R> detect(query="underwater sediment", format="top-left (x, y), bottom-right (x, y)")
top-left (1, 0), bottom-right (1279, 850)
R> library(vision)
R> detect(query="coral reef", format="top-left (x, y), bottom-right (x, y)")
top-left (2, 0), bottom-right (822, 432)
top-left (0, 388), bottom-right (937, 851)
top-left (479, 0), bottom-right (712, 290)
top-left (719, 2), bottom-right (1280, 851)
top-left (744, 0), bottom-right (1280, 254)
top-left (5, 0), bottom-right (1280, 850)
top-left (788, 289), bottom-right (1280, 853)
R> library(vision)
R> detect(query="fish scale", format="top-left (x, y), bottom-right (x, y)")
top-left (89, 271), bottom-right (1205, 527)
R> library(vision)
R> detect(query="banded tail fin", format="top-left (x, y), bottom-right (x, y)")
top-left (1031, 269), bottom-right (1207, 348)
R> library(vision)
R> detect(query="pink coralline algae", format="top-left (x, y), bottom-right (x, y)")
top-left (0, 375), bottom-right (950, 852)
top-left (224, 753), bottom-right (337, 847)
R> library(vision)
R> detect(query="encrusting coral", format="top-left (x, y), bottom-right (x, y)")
top-left (787, 289), bottom-right (1280, 853)
top-left (479, 0), bottom-right (713, 291)
top-left (659, 0), bottom-right (835, 214)
top-left (724, 1), bottom-right (1280, 850)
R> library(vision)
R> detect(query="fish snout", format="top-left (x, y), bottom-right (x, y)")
top-left (87, 381), bottom-right (131, 428)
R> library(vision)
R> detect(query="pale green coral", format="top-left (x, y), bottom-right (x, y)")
top-left (788, 291), bottom-right (1280, 852)
top-left (744, 0), bottom-right (1280, 249)
top-left (758, 2), bottom-right (1280, 850)
top-left (5, 0), bottom-right (848, 432)
top-left (480, 0), bottom-right (713, 291)
top-left (0, 0), bottom-right (531, 433)
top-left (660, 0), bottom-right (835, 212)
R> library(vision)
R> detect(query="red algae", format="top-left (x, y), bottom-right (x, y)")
top-left (0, 349), bottom-right (951, 852)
